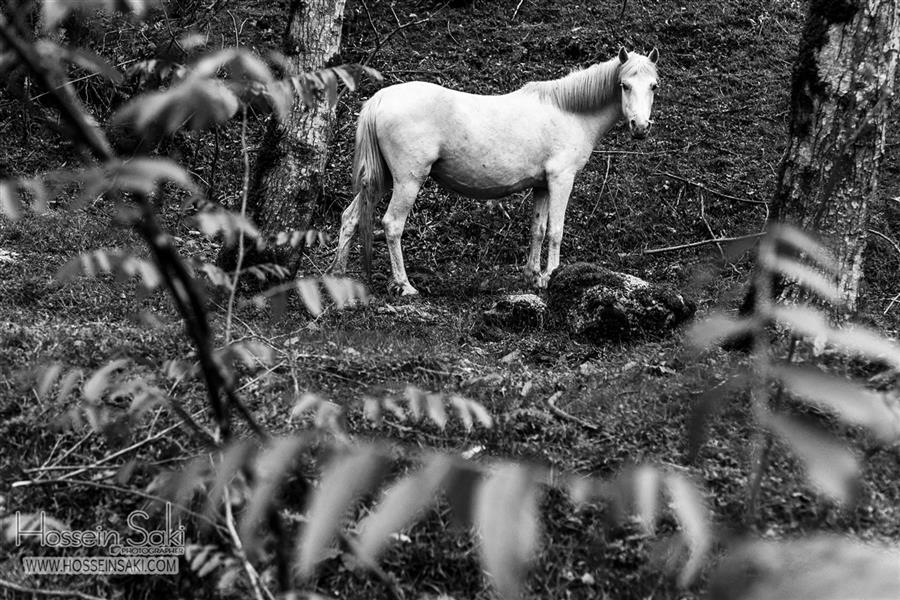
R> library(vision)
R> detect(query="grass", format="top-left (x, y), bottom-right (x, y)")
top-left (2, 0), bottom-right (900, 598)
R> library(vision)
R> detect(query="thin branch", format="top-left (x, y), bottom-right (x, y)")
top-left (360, 0), bottom-right (381, 39)
top-left (225, 107), bottom-right (251, 344)
top-left (699, 190), bottom-right (725, 261)
top-left (223, 486), bottom-right (274, 600)
top-left (0, 578), bottom-right (104, 600)
top-left (361, 4), bottom-right (450, 68)
top-left (0, 14), bottom-right (113, 160)
top-left (587, 154), bottom-right (613, 224)
top-left (14, 411), bottom-right (205, 484)
top-left (868, 228), bottom-right (900, 258)
top-left (656, 170), bottom-right (769, 205)
top-left (867, 229), bottom-right (900, 314)
top-left (627, 232), bottom-right (766, 256)
top-left (7, 478), bottom-right (225, 534)
top-left (512, 0), bottom-right (526, 19)
top-left (0, 15), bottom-right (264, 441)
top-left (544, 391), bottom-right (601, 432)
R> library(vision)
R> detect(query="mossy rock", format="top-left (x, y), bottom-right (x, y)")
top-left (483, 293), bottom-right (547, 330)
top-left (547, 262), bottom-right (695, 341)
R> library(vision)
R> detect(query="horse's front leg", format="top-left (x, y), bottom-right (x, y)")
top-left (327, 193), bottom-right (361, 275)
top-left (525, 188), bottom-right (549, 287)
top-left (383, 180), bottom-right (422, 296)
top-left (537, 172), bottom-right (576, 288)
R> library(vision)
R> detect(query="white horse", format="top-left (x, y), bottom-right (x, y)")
top-left (329, 47), bottom-right (659, 295)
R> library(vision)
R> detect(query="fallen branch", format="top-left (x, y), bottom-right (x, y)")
top-left (0, 578), bottom-right (104, 600)
top-left (544, 391), bottom-right (601, 432)
top-left (657, 170), bottom-right (769, 206)
top-left (867, 229), bottom-right (900, 315)
top-left (627, 232), bottom-right (766, 256)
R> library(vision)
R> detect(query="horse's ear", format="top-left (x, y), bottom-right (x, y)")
top-left (618, 47), bottom-right (629, 63)
top-left (649, 47), bottom-right (659, 63)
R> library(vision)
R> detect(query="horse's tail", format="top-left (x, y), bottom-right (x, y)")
top-left (353, 95), bottom-right (388, 281)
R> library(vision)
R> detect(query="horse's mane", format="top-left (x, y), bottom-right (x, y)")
top-left (522, 56), bottom-right (654, 113)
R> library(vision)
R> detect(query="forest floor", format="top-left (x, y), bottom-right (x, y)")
top-left (2, 1), bottom-right (900, 599)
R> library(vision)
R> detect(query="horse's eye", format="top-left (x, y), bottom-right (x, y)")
top-left (651, 83), bottom-right (658, 91)
top-left (621, 83), bottom-right (630, 91)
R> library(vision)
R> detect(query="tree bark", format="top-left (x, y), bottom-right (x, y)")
top-left (770, 0), bottom-right (900, 310)
top-left (226, 0), bottom-right (346, 274)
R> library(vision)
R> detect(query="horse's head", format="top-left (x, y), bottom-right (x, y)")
top-left (618, 47), bottom-right (659, 139)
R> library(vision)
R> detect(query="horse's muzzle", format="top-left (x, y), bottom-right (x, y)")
top-left (629, 119), bottom-right (650, 139)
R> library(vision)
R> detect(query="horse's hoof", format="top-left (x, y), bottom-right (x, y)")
top-left (533, 274), bottom-right (550, 289)
top-left (388, 281), bottom-right (419, 297)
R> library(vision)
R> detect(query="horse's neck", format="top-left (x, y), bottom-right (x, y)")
top-left (579, 102), bottom-right (624, 144)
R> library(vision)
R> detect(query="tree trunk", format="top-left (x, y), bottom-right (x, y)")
top-left (226, 0), bottom-right (346, 274)
top-left (770, 0), bottom-right (900, 310)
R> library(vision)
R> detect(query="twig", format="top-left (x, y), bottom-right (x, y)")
top-left (698, 190), bottom-right (725, 261)
top-left (361, 4), bottom-right (450, 68)
top-left (868, 228), bottom-right (900, 257)
top-left (446, 20), bottom-right (461, 46)
top-left (867, 229), bottom-right (900, 314)
top-left (13, 410), bottom-right (206, 485)
top-left (657, 170), bottom-right (769, 205)
top-left (544, 392), bottom-right (601, 432)
top-left (512, 0), bottom-right (525, 19)
top-left (225, 107), bottom-right (250, 344)
top-left (592, 149), bottom-right (670, 156)
top-left (630, 232), bottom-right (766, 256)
top-left (746, 337), bottom-right (798, 526)
top-left (360, 0), bottom-right (381, 39)
top-left (884, 291), bottom-right (900, 315)
top-left (587, 154), bottom-right (613, 224)
top-left (339, 532), bottom-right (405, 600)
top-left (0, 578), bottom-right (105, 600)
top-left (388, 4), bottom-right (408, 40)
top-left (6, 478), bottom-right (224, 533)
top-left (223, 486), bottom-right (273, 600)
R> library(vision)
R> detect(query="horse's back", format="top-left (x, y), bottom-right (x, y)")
top-left (368, 82), bottom-right (572, 194)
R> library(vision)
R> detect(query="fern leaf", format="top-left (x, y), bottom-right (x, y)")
top-left (686, 313), bottom-right (753, 351)
top-left (363, 396), bottom-right (382, 425)
top-left (56, 369), bottom-right (83, 403)
top-left (356, 455), bottom-right (453, 563)
top-left (296, 448), bottom-right (390, 578)
top-left (296, 279), bottom-right (322, 316)
top-left (404, 385), bottom-right (425, 421)
top-left (240, 436), bottom-right (312, 557)
top-left (83, 359), bottom-right (129, 402)
top-left (205, 440), bottom-right (255, 520)
top-left (475, 464), bottom-right (541, 599)
top-left (770, 224), bottom-right (839, 274)
top-left (332, 66), bottom-right (357, 91)
top-left (665, 472), bottom-right (711, 587)
top-left (772, 364), bottom-right (900, 443)
top-left (634, 465), bottom-right (661, 536)
top-left (767, 413), bottom-right (860, 503)
top-left (0, 180), bottom-right (21, 220)
top-left (765, 257), bottom-right (841, 304)
top-left (449, 394), bottom-right (474, 431)
top-left (425, 393), bottom-right (448, 429)
top-left (36, 363), bottom-right (64, 400)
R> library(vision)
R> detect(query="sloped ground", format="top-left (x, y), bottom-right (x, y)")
top-left (2, 1), bottom-right (900, 599)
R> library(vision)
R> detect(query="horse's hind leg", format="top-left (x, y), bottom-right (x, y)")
top-left (537, 172), bottom-right (575, 288)
top-left (525, 188), bottom-right (549, 287)
top-left (327, 193), bottom-right (361, 274)
top-left (382, 180), bottom-right (423, 296)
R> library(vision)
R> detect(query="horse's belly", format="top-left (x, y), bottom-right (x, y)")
top-left (430, 158), bottom-right (546, 199)
top-left (431, 170), bottom-right (545, 199)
